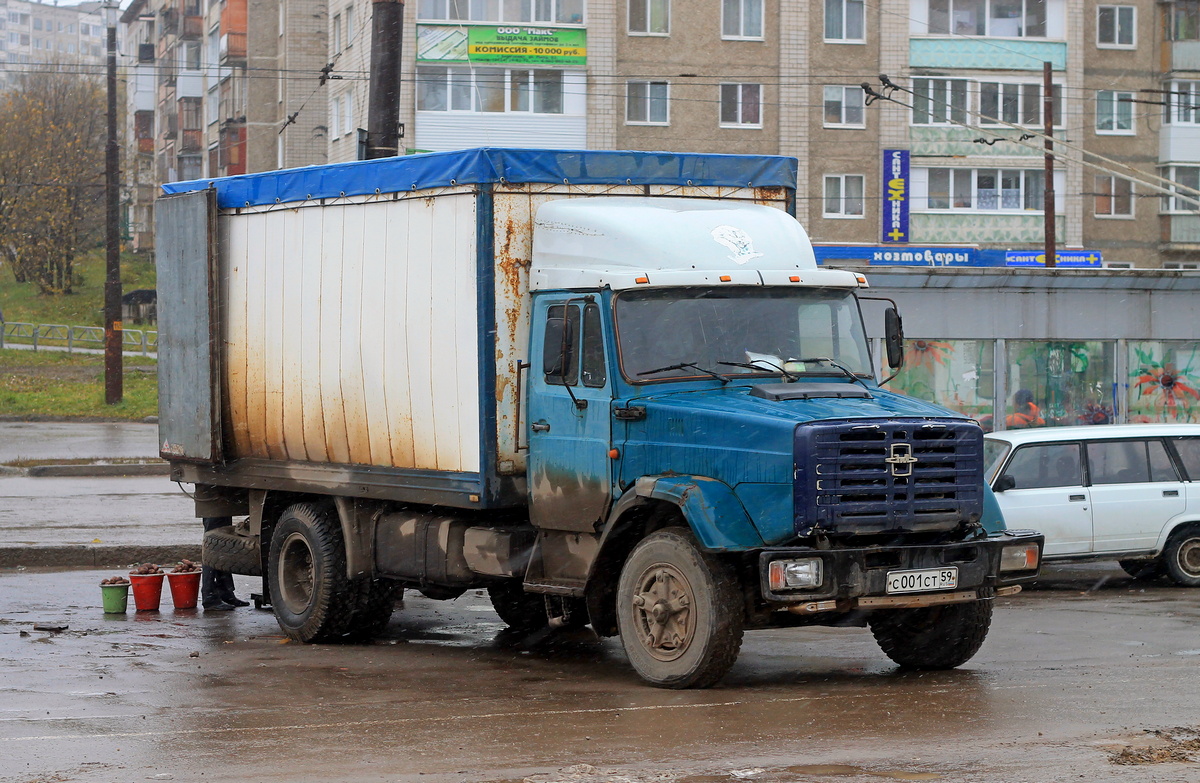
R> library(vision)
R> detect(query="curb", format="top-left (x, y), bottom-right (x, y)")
top-left (23, 463), bottom-right (171, 478)
top-left (0, 544), bottom-right (202, 570)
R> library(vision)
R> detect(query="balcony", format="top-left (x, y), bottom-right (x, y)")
top-left (1162, 214), bottom-right (1200, 250)
top-left (180, 129), bottom-right (203, 153)
top-left (219, 31), bottom-right (246, 63)
top-left (910, 37), bottom-right (1067, 72)
top-left (181, 15), bottom-right (204, 39)
top-left (1166, 41), bottom-right (1200, 72)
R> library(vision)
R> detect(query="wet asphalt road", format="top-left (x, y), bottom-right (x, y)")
top-left (1, 564), bottom-right (1198, 783)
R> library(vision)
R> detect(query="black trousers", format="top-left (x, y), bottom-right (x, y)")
top-left (201, 516), bottom-right (237, 604)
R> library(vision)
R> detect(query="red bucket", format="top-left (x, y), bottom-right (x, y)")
top-left (167, 571), bottom-right (202, 609)
top-left (129, 573), bottom-right (165, 612)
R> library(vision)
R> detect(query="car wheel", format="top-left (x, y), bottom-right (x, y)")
top-left (1163, 528), bottom-right (1200, 587)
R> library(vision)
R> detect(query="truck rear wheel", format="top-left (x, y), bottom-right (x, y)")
top-left (488, 581), bottom-right (587, 632)
top-left (268, 503), bottom-right (357, 643)
top-left (616, 528), bottom-right (744, 689)
top-left (343, 579), bottom-right (403, 641)
top-left (869, 600), bottom-right (993, 670)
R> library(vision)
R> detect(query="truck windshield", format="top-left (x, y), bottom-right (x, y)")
top-left (614, 287), bottom-right (873, 382)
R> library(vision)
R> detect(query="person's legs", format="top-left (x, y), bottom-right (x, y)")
top-left (201, 516), bottom-right (241, 610)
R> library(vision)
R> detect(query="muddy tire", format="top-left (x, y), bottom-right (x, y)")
top-left (267, 503), bottom-right (357, 643)
top-left (869, 600), bottom-right (993, 670)
top-left (343, 579), bottom-right (403, 641)
top-left (488, 581), bottom-right (587, 631)
top-left (202, 525), bottom-right (262, 576)
top-left (1163, 527), bottom-right (1200, 587)
top-left (1119, 559), bottom-right (1164, 581)
top-left (616, 528), bottom-right (744, 689)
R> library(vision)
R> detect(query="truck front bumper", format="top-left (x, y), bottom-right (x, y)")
top-left (757, 531), bottom-right (1044, 612)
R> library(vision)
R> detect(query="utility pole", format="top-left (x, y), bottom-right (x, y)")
top-left (104, 0), bottom-right (122, 403)
top-left (366, 0), bottom-right (404, 159)
top-left (1043, 61), bottom-right (1056, 269)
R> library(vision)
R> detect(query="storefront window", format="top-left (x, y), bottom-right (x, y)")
top-left (1005, 341), bottom-right (1116, 428)
top-left (1129, 342), bottom-right (1200, 423)
top-left (884, 339), bottom-right (996, 426)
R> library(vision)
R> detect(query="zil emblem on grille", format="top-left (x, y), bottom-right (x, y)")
top-left (885, 443), bottom-right (918, 477)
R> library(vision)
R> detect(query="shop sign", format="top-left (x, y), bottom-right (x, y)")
top-left (417, 25), bottom-right (587, 66)
top-left (881, 149), bottom-right (910, 244)
top-left (1005, 250), bottom-right (1103, 268)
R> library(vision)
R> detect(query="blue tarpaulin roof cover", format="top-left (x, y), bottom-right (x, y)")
top-left (161, 147), bottom-right (798, 208)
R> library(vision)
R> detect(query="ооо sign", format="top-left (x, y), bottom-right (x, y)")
top-left (881, 149), bottom-right (910, 244)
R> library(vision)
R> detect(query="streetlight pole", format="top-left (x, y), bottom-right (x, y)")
top-left (103, 0), bottom-right (122, 404)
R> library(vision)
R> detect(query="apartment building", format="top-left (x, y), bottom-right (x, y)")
top-left (0, 0), bottom-right (111, 91)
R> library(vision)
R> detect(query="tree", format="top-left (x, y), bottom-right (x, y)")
top-left (0, 68), bottom-right (106, 295)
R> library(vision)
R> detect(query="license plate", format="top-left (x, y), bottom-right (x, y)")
top-left (885, 567), bottom-right (958, 594)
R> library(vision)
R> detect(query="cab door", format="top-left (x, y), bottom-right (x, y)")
top-left (995, 442), bottom-right (1091, 556)
top-left (526, 298), bottom-right (614, 532)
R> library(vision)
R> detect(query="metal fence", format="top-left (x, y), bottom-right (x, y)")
top-left (0, 322), bottom-right (157, 355)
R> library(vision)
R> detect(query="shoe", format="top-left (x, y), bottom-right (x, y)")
top-left (221, 595), bottom-right (250, 607)
top-left (203, 601), bottom-right (236, 611)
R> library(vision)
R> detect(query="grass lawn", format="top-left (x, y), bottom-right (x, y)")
top-left (0, 348), bottom-right (158, 420)
top-left (0, 247), bottom-right (156, 328)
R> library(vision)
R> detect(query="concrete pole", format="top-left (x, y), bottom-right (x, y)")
top-left (104, 2), bottom-right (123, 403)
top-left (366, 0), bottom-right (404, 159)
top-left (1043, 61), bottom-right (1056, 269)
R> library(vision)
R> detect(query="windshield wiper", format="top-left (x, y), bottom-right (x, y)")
top-left (638, 362), bottom-right (730, 384)
top-left (792, 357), bottom-right (872, 391)
top-left (718, 360), bottom-right (798, 382)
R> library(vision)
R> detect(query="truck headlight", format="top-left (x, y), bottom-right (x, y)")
top-left (768, 558), bottom-right (823, 590)
top-left (999, 542), bottom-right (1040, 572)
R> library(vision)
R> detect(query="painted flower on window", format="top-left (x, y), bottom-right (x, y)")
top-left (1132, 360), bottom-right (1200, 421)
top-left (905, 340), bottom-right (953, 374)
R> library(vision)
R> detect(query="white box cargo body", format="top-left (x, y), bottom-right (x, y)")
top-left (156, 148), bottom-right (797, 509)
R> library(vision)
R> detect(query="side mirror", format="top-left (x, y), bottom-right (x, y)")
top-left (542, 316), bottom-right (575, 380)
top-left (994, 474), bottom-right (1016, 492)
top-left (884, 307), bottom-right (905, 370)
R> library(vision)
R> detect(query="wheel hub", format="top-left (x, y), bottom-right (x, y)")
top-left (630, 565), bottom-right (695, 662)
top-left (278, 532), bottom-right (316, 614)
top-left (1178, 538), bottom-right (1200, 576)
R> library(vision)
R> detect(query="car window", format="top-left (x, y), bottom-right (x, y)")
top-left (1001, 443), bottom-right (1082, 489)
top-left (1086, 439), bottom-right (1176, 485)
top-left (1170, 437), bottom-right (1200, 481)
top-left (983, 438), bottom-right (1010, 483)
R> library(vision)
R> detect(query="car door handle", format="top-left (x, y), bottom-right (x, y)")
top-left (531, 421), bottom-right (550, 433)
top-left (1069, 494), bottom-right (1086, 502)
top-left (1164, 489), bottom-right (1180, 497)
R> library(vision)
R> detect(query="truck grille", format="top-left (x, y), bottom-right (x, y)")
top-left (793, 419), bottom-right (984, 537)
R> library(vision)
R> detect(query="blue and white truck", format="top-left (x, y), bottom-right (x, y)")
top-left (156, 148), bottom-right (1042, 688)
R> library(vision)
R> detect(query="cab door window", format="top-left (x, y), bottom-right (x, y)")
top-left (544, 302), bottom-right (606, 388)
top-left (580, 302), bottom-right (606, 388)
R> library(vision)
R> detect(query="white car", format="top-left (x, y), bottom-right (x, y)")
top-left (985, 424), bottom-right (1200, 586)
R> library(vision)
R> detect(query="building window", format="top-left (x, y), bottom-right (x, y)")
top-left (720, 83), bottom-right (761, 127)
top-left (1169, 1), bottom-right (1199, 41)
top-left (332, 14), bottom-right (342, 53)
top-left (980, 81), bottom-right (1060, 126)
top-left (911, 78), bottom-right (968, 125)
top-left (1096, 90), bottom-right (1134, 134)
top-left (1094, 175), bottom-right (1133, 217)
top-left (824, 174), bottom-right (865, 217)
top-left (417, 0), bottom-right (583, 24)
top-left (823, 85), bottom-right (864, 127)
top-left (345, 6), bottom-right (355, 46)
top-left (921, 167), bottom-right (1049, 211)
top-left (1163, 262), bottom-right (1200, 269)
top-left (629, 0), bottom-right (669, 35)
top-left (626, 80), bottom-right (669, 124)
top-left (417, 65), bottom-right (566, 114)
top-left (331, 96), bottom-right (341, 138)
top-left (825, 0), bottom-right (864, 42)
top-left (1097, 5), bottom-right (1135, 47)
top-left (1164, 81), bottom-right (1200, 125)
top-left (927, 0), bottom-right (1047, 38)
top-left (1162, 166), bottom-right (1200, 213)
top-left (342, 94), bottom-right (354, 137)
top-left (722, 0), bottom-right (763, 39)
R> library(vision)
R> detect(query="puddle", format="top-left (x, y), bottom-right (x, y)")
top-left (785, 765), bottom-right (941, 780)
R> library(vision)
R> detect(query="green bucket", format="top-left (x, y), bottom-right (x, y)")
top-left (101, 583), bottom-right (130, 614)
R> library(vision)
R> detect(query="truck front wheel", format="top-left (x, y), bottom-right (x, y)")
top-left (616, 528), bottom-right (744, 689)
top-left (268, 503), bottom-right (357, 643)
top-left (869, 600), bottom-right (993, 670)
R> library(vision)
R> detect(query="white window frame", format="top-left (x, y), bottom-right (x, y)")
top-left (823, 85), bottom-right (865, 128)
top-left (979, 80), bottom-right (1063, 128)
top-left (924, 0), bottom-right (1052, 39)
top-left (345, 6), bottom-right (355, 47)
top-left (626, 80), bottom-right (670, 125)
top-left (341, 94), bottom-right (354, 137)
top-left (1096, 90), bottom-right (1135, 135)
top-left (1161, 166), bottom-right (1200, 213)
top-left (416, 65), bottom-right (568, 115)
top-left (825, 0), bottom-right (865, 43)
top-left (332, 13), bottom-right (342, 54)
top-left (722, 0), bottom-right (763, 40)
top-left (823, 174), bottom-right (865, 218)
top-left (1093, 175), bottom-right (1134, 218)
top-left (719, 83), bottom-right (762, 128)
top-left (1096, 5), bottom-right (1135, 49)
top-left (1164, 81), bottom-right (1200, 126)
top-left (331, 95), bottom-right (342, 139)
top-left (915, 167), bottom-right (1063, 213)
top-left (1163, 261), bottom-right (1200, 269)
top-left (416, 0), bottom-right (584, 24)
top-left (628, 0), bottom-right (670, 36)
top-left (910, 78), bottom-right (969, 125)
